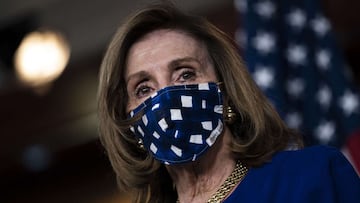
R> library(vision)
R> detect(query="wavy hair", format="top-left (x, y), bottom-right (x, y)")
top-left (98, 3), bottom-right (303, 203)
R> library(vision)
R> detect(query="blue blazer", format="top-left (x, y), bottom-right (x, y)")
top-left (225, 146), bottom-right (360, 203)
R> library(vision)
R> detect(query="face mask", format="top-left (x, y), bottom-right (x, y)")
top-left (128, 82), bottom-right (224, 165)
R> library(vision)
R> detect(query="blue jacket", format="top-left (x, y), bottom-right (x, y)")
top-left (225, 146), bottom-right (360, 202)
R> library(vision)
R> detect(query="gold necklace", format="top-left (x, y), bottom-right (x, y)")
top-left (176, 161), bottom-right (248, 203)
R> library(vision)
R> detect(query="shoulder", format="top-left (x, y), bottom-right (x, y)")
top-left (277, 145), bottom-right (340, 158)
top-left (262, 145), bottom-right (360, 200)
top-left (227, 146), bottom-right (360, 202)
top-left (272, 145), bottom-right (343, 166)
top-left (248, 145), bottom-right (360, 194)
top-left (267, 145), bottom-right (355, 177)
top-left (241, 145), bottom-right (351, 186)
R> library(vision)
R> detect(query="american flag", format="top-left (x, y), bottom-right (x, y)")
top-left (235, 0), bottom-right (360, 171)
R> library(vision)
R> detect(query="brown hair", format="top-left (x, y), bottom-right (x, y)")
top-left (98, 3), bottom-right (303, 203)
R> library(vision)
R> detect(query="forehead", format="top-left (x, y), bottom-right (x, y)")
top-left (130, 29), bottom-right (203, 52)
top-left (125, 29), bottom-right (209, 73)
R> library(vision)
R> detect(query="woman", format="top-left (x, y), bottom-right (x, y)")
top-left (98, 3), bottom-right (360, 203)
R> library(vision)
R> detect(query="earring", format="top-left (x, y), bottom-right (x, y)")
top-left (225, 106), bottom-right (237, 124)
top-left (138, 139), bottom-right (145, 150)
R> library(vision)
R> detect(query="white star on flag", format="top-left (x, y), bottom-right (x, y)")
top-left (317, 85), bottom-right (332, 109)
top-left (252, 31), bottom-right (275, 54)
top-left (315, 120), bottom-right (335, 144)
top-left (311, 15), bottom-right (331, 36)
top-left (287, 44), bottom-right (307, 66)
top-left (234, 0), bottom-right (247, 13)
top-left (240, 0), bottom-right (360, 149)
top-left (316, 49), bottom-right (331, 70)
top-left (287, 8), bottom-right (307, 30)
top-left (285, 112), bottom-right (302, 129)
top-left (254, 1), bottom-right (276, 19)
top-left (338, 90), bottom-right (359, 116)
top-left (253, 66), bottom-right (274, 89)
top-left (287, 78), bottom-right (305, 98)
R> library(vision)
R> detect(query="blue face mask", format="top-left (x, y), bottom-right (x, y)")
top-left (128, 82), bottom-right (224, 165)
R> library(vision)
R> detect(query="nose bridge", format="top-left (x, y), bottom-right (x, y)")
top-left (154, 70), bottom-right (171, 90)
top-left (147, 57), bottom-right (172, 90)
top-left (148, 64), bottom-right (171, 90)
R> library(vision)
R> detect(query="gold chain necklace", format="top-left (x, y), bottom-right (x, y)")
top-left (176, 161), bottom-right (248, 203)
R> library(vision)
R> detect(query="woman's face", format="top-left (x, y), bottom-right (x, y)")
top-left (125, 29), bottom-right (218, 112)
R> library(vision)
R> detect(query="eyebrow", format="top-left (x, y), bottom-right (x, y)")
top-left (126, 70), bottom-right (150, 85)
top-left (126, 57), bottom-right (202, 84)
top-left (168, 57), bottom-right (202, 69)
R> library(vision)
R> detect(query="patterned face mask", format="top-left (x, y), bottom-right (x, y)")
top-left (128, 82), bottom-right (224, 165)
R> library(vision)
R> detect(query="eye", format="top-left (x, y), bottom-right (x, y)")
top-left (178, 69), bottom-right (196, 82)
top-left (135, 85), bottom-right (152, 98)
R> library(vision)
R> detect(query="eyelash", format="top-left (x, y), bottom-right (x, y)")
top-left (135, 83), bottom-right (151, 98)
top-left (133, 67), bottom-right (197, 98)
top-left (178, 67), bottom-right (196, 82)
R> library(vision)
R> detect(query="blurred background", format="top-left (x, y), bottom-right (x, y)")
top-left (0, 0), bottom-right (359, 202)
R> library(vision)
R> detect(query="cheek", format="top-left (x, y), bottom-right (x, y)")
top-left (203, 65), bottom-right (219, 82)
top-left (125, 90), bottom-right (132, 110)
top-left (126, 97), bottom-right (146, 113)
top-left (126, 98), bottom-right (138, 114)
top-left (123, 86), bottom-right (136, 114)
top-left (125, 102), bottom-right (131, 114)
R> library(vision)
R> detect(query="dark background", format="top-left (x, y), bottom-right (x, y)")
top-left (0, 0), bottom-right (359, 202)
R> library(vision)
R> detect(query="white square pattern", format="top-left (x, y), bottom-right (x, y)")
top-left (198, 83), bottom-right (210, 90)
top-left (142, 115), bottom-right (148, 126)
top-left (171, 145), bottom-right (182, 157)
top-left (170, 109), bottom-right (183, 120)
top-left (202, 121), bottom-right (213, 131)
top-left (189, 134), bottom-right (203, 144)
top-left (181, 95), bottom-right (193, 107)
top-left (158, 118), bottom-right (168, 132)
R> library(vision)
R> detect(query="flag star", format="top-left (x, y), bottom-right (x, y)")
top-left (311, 15), bottom-right (331, 36)
top-left (253, 66), bottom-right (274, 90)
top-left (252, 32), bottom-right (275, 54)
top-left (316, 85), bottom-right (332, 109)
top-left (234, 0), bottom-right (247, 13)
top-left (338, 90), bottom-right (359, 116)
top-left (287, 44), bottom-right (307, 66)
top-left (316, 49), bottom-right (331, 70)
top-left (287, 78), bottom-right (305, 98)
top-left (254, 1), bottom-right (276, 19)
top-left (287, 8), bottom-right (307, 30)
top-left (285, 112), bottom-right (302, 129)
top-left (315, 121), bottom-right (335, 144)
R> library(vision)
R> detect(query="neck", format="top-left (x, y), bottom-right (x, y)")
top-left (166, 127), bottom-right (236, 203)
